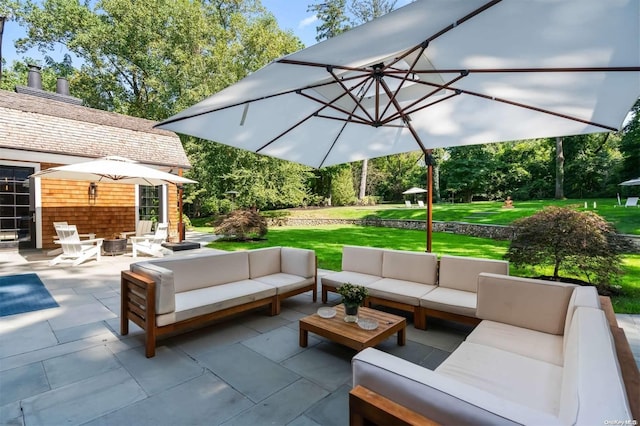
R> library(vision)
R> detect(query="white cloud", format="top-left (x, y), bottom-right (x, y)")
top-left (299, 14), bottom-right (318, 29)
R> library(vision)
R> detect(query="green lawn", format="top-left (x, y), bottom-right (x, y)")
top-left (205, 225), bottom-right (640, 314)
top-left (280, 198), bottom-right (640, 234)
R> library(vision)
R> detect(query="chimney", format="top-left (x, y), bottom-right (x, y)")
top-left (27, 64), bottom-right (42, 90)
top-left (56, 77), bottom-right (70, 96)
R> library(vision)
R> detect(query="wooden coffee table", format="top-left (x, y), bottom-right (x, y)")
top-left (299, 304), bottom-right (406, 351)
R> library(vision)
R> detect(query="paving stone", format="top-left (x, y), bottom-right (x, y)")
top-left (43, 346), bottom-right (120, 389)
top-left (21, 367), bottom-right (146, 426)
top-left (241, 312), bottom-right (292, 333)
top-left (376, 340), bottom-right (438, 365)
top-left (198, 343), bottom-right (300, 403)
top-left (0, 400), bottom-right (23, 426)
top-left (47, 302), bottom-right (116, 331)
top-left (0, 321), bottom-right (58, 359)
top-left (222, 378), bottom-right (328, 426)
top-left (53, 322), bottom-right (116, 344)
top-left (242, 326), bottom-right (321, 362)
top-left (420, 347), bottom-right (451, 370)
top-left (281, 342), bottom-right (353, 391)
top-left (305, 383), bottom-right (351, 426)
top-left (84, 373), bottom-right (252, 426)
top-left (173, 323), bottom-right (259, 357)
top-left (287, 414), bottom-right (323, 426)
top-left (114, 346), bottom-right (204, 395)
top-left (0, 363), bottom-right (49, 406)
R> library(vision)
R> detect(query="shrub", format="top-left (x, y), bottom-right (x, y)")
top-left (215, 209), bottom-right (268, 241)
top-left (505, 206), bottom-right (631, 288)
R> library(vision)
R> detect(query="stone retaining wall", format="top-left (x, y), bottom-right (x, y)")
top-left (267, 217), bottom-right (514, 240)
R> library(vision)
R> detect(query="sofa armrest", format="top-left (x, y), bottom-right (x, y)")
top-left (130, 261), bottom-right (176, 314)
top-left (352, 348), bottom-right (562, 425)
top-left (476, 273), bottom-right (575, 335)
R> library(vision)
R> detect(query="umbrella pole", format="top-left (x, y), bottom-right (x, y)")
top-left (426, 150), bottom-right (433, 253)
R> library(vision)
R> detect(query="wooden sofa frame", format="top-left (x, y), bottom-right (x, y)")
top-left (121, 267), bottom-right (317, 358)
top-left (348, 296), bottom-right (640, 425)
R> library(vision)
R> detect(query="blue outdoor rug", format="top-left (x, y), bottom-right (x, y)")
top-left (0, 273), bottom-right (59, 317)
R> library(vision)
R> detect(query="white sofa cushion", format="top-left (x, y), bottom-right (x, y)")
top-left (130, 262), bottom-right (176, 315)
top-left (321, 271), bottom-right (381, 290)
top-left (281, 247), bottom-right (315, 278)
top-left (436, 341), bottom-right (563, 416)
top-left (465, 320), bottom-right (564, 366)
top-left (353, 348), bottom-right (563, 425)
top-left (563, 286), bottom-right (601, 353)
top-left (476, 273), bottom-right (575, 335)
top-left (367, 278), bottom-right (436, 306)
top-left (381, 250), bottom-right (438, 285)
top-left (438, 255), bottom-right (508, 292)
top-left (559, 307), bottom-right (632, 425)
top-left (342, 245), bottom-right (383, 276)
top-left (419, 287), bottom-right (476, 317)
top-left (156, 279), bottom-right (276, 327)
top-left (249, 247), bottom-right (281, 278)
top-left (253, 273), bottom-right (315, 294)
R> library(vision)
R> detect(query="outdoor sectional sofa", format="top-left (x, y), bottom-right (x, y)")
top-left (121, 247), bottom-right (316, 357)
top-left (321, 246), bottom-right (508, 329)
top-left (350, 273), bottom-right (635, 425)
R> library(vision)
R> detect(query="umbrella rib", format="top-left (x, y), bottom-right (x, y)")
top-left (404, 66), bottom-right (640, 75)
top-left (297, 77), bottom-right (374, 124)
top-left (382, 92), bottom-right (461, 126)
top-left (327, 67), bottom-right (376, 123)
top-left (450, 85), bottom-right (619, 131)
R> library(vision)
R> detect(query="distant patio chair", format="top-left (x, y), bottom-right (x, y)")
top-left (417, 200), bottom-right (425, 208)
top-left (405, 200), bottom-right (412, 208)
top-left (50, 225), bottom-right (104, 266)
top-left (131, 223), bottom-right (169, 258)
top-left (625, 197), bottom-right (639, 207)
top-left (120, 220), bottom-right (154, 241)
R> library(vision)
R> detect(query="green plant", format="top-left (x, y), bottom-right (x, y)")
top-left (505, 206), bottom-right (631, 287)
top-left (336, 282), bottom-right (368, 305)
top-left (215, 209), bottom-right (268, 241)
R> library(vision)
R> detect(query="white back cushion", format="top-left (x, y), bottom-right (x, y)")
top-left (382, 250), bottom-right (438, 285)
top-left (281, 247), bottom-right (315, 278)
top-left (563, 286), bottom-right (601, 353)
top-left (439, 255), bottom-right (508, 292)
top-left (249, 247), bottom-right (281, 278)
top-left (342, 245), bottom-right (383, 276)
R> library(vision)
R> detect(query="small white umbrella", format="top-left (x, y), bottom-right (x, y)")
top-left (620, 178), bottom-right (640, 186)
top-left (402, 187), bottom-right (428, 195)
top-left (31, 156), bottom-right (197, 186)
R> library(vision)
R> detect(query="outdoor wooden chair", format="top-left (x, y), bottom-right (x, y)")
top-left (417, 200), bottom-right (425, 208)
top-left (50, 225), bottom-right (104, 266)
top-left (404, 200), bottom-right (412, 208)
top-left (48, 222), bottom-right (96, 256)
top-left (119, 220), bottom-right (153, 241)
top-left (131, 223), bottom-right (169, 258)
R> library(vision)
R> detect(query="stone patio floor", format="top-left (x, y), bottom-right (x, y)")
top-left (0, 232), bottom-right (638, 425)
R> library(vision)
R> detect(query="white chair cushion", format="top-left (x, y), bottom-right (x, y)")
top-left (381, 250), bottom-right (438, 285)
top-left (367, 278), bottom-right (436, 306)
top-left (563, 286), bottom-right (601, 353)
top-left (130, 262), bottom-right (175, 315)
top-left (438, 255), bottom-right (509, 293)
top-left (419, 287), bottom-right (476, 317)
top-left (249, 247), bottom-right (281, 278)
top-left (466, 320), bottom-right (564, 366)
top-left (342, 245), bottom-right (384, 276)
top-left (156, 279), bottom-right (276, 327)
top-left (253, 273), bottom-right (314, 294)
top-left (281, 247), bottom-right (315, 278)
top-left (321, 271), bottom-right (381, 289)
top-left (436, 342), bottom-right (563, 416)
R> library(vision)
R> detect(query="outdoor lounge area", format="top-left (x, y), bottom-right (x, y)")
top-left (1, 238), bottom-right (639, 425)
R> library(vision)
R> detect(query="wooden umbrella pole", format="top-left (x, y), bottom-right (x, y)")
top-left (426, 150), bottom-right (433, 253)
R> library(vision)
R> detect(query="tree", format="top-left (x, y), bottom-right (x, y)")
top-left (555, 137), bottom-right (565, 199)
top-left (215, 209), bottom-right (268, 241)
top-left (307, 0), bottom-right (350, 42)
top-left (330, 164), bottom-right (356, 205)
top-left (348, 0), bottom-right (396, 25)
top-left (620, 99), bottom-right (640, 182)
top-left (505, 206), bottom-right (630, 288)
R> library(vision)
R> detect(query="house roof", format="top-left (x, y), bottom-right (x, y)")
top-left (0, 90), bottom-right (191, 169)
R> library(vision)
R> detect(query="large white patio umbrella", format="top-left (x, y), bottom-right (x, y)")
top-left (31, 156), bottom-right (196, 186)
top-left (402, 187), bottom-right (428, 195)
top-left (620, 178), bottom-right (640, 186)
top-left (157, 0), bottom-right (640, 251)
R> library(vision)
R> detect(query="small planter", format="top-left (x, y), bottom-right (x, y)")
top-left (103, 238), bottom-right (127, 255)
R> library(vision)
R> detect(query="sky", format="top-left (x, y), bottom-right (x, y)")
top-left (1, 0), bottom-right (413, 67)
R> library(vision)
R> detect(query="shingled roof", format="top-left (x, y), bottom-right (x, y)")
top-left (0, 90), bottom-right (190, 169)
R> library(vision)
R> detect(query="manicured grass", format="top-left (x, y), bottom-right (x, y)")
top-left (205, 225), bottom-right (639, 313)
top-left (282, 198), bottom-right (640, 234)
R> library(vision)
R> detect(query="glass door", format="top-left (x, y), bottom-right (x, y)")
top-left (0, 166), bottom-right (35, 248)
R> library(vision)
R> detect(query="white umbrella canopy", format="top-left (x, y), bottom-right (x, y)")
top-left (157, 0), bottom-right (639, 250)
top-left (402, 187), bottom-right (428, 195)
top-left (620, 178), bottom-right (640, 186)
top-left (158, 0), bottom-right (639, 169)
top-left (31, 156), bottom-right (197, 186)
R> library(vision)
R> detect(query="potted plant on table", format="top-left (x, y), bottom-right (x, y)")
top-left (337, 283), bottom-right (368, 323)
